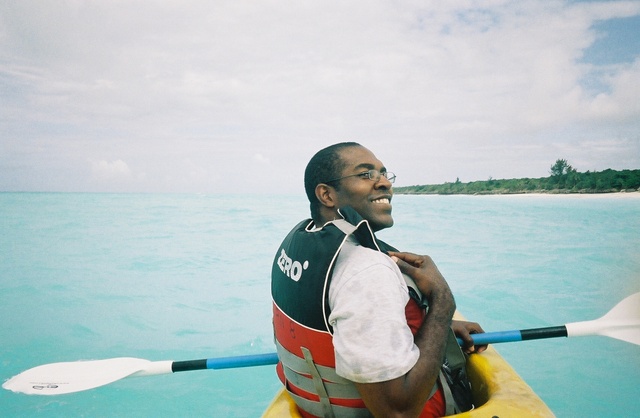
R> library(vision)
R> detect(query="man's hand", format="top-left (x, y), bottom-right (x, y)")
top-left (388, 251), bottom-right (452, 304)
top-left (452, 320), bottom-right (487, 354)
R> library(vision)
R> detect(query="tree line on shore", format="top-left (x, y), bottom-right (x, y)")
top-left (394, 160), bottom-right (640, 195)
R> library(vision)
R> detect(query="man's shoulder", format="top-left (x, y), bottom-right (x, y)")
top-left (341, 238), bottom-right (386, 256)
top-left (336, 240), bottom-right (398, 276)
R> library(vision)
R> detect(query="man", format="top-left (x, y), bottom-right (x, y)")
top-left (272, 143), bottom-right (485, 417)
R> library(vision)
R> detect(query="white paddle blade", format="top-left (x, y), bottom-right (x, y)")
top-left (3, 357), bottom-right (153, 395)
top-left (566, 292), bottom-right (640, 346)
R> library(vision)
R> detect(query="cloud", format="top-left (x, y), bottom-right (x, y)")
top-left (0, 0), bottom-right (639, 192)
top-left (253, 154), bottom-right (270, 164)
top-left (90, 159), bottom-right (132, 181)
top-left (588, 59), bottom-right (640, 121)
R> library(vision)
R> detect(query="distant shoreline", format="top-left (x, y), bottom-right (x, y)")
top-left (394, 168), bottom-right (640, 196)
top-left (395, 190), bottom-right (640, 198)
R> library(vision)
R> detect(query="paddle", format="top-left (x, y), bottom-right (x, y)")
top-left (4, 292), bottom-right (638, 396)
top-left (457, 292), bottom-right (640, 347)
top-left (2, 353), bottom-right (279, 395)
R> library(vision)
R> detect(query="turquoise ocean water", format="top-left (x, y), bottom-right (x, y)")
top-left (1, 192), bottom-right (639, 417)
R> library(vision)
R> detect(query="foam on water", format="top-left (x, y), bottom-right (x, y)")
top-left (1, 192), bottom-right (639, 417)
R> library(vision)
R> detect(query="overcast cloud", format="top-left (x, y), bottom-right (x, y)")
top-left (1, 0), bottom-right (639, 193)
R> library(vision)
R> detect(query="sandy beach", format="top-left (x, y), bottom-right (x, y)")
top-left (399, 191), bottom-right (640, 199)
top-left (476, 191), bottom-right (640, 199)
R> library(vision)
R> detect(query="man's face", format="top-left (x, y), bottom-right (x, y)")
top-left (332, 146), bottom-right (394, 231)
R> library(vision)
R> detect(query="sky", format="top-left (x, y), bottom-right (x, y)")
top-left (1, 0), bottom-right (639, 194)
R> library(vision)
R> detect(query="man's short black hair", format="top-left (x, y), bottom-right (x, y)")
top-left (304, 142), bottom-right (362, 221)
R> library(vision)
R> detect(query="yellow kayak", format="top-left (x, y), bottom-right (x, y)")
top-left (262, 343), bottom-right (554, 417)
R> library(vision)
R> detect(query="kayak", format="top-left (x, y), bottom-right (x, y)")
top-left (262, 333), bottom-right (555, 417)
top-left (262, 343), bottom-right (554, 417)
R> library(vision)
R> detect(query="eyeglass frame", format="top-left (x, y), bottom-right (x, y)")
top-left (324, 169), bottom-right (396, 185)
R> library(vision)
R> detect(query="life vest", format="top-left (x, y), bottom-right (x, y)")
top-left (271, 207), bottom-right (468, 418)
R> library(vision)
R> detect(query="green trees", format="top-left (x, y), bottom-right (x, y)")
top-left (550, 159), bottom-right (575, 177)
top-left (548, 159), bottom-right (579, 189)
top-left (394, 161), bottom-right (640, 195)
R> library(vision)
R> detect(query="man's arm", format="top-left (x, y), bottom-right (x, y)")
top-left (354, 252), bottom-right (455, 417)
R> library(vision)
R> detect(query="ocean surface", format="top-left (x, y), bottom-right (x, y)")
top-left (1, 192), bottom-right (639, 417)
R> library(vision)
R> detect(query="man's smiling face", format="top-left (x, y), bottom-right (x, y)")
top-left (331, 146), bottom-right (394, 232)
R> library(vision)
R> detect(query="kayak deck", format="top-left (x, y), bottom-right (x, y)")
top-left (262, 344), bottom-right (554, 417)
top-left (455, 345), bottom-right (554, 417)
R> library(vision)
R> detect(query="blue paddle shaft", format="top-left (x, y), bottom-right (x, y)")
top-left (457, 325), bottom-right (568, 346)
top-left (206, 353), bottom-right (279, 370)
top-left (463, 330), bottom-right (523, 345)
top-left (172, 353), bottom-right (279, 373)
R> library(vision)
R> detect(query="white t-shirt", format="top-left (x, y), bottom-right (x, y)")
top-left (328, 237), bottom-right (420, 383)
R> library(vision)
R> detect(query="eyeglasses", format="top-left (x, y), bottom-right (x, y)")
top-left (325, 169), bottom-right (396, 184)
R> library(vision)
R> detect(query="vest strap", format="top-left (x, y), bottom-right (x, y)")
top-left (445, 327), bottom-right (467, 372)
top-left (440, 328), bottom-right (471, 414)
top-left (287, 392), bottom-right (373, 418)
top-left (278, 339), bottom-right (362, 399)
top-left (301, 347), bottom-right (335, 418)
top-left (330, 219), bottom-right (358, 236)
top-left (282, 364), bottom-right (362, 400)
top-left (439, 370), bottom-right (457, 416)
top-left (279, 339), bottom-right (441, 414)
top-left (276, 340), bottom-right (351, 384)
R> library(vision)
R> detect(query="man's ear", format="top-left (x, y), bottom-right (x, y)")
top-left (315, 183), bottom-right (337, 209)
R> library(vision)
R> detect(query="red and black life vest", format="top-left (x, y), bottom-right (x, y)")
top-left (271, 207), bottom-right (464, 417)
